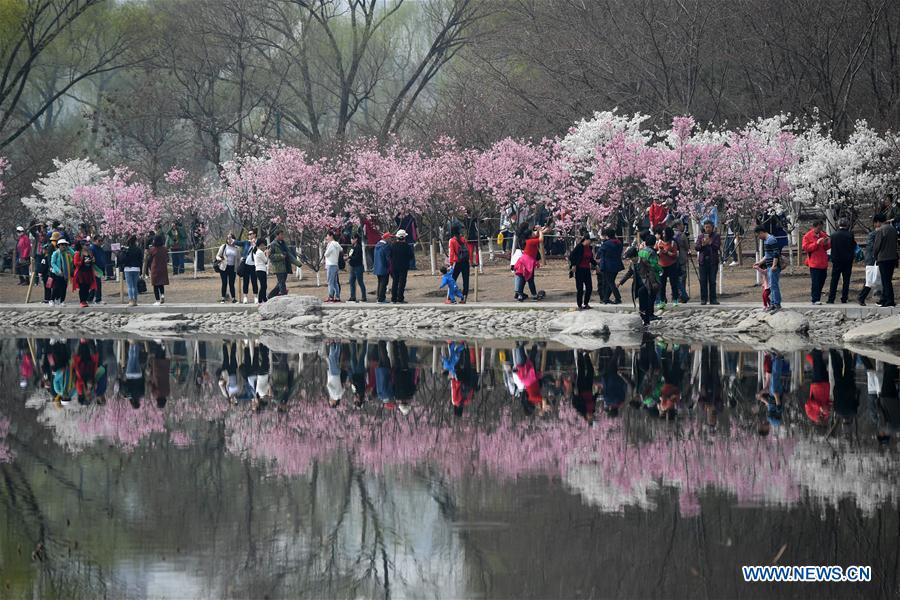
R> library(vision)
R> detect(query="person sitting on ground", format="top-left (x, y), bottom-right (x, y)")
top-left (439, 265), bottom-right (464, 304)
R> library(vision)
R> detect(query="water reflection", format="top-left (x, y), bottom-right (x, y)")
top-left (0, 335), bottom-right (898, 598)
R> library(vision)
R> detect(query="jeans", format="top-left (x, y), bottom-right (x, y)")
top-left (220, 264), bottom-right (236, 299)
top-left (241, 270), bottom-right (258, 296)
top-left (676, 264), bottom-right (689, 301)
top-left (574, 267), bottom-right (592, 307)
top-left (657, 264), bottom-right (680, 304)
top-left (827, 263), bottom-right (852, 303)
top-left (452, 260), bottom-right (470, 298)
top-left (257, 272), bottom-right (267, 303)
top-left (809, 267), bottom-right (828, 302)
top-left (377, 274), bottom-right (390, 302)
top-left (327, 264), bottom-right (341, 299)
top-left (698, 261), bottom-right (718, 303)
top-left (125, 271), bottom-right (140, 301)
top-left (598, 270), bottom-right (621, 303)
top-left (768, 267), bottom-right (782, 306)
top-left (172, 251), bottom-right (185, 275)
top-left (879, 259), bottom-right (897, 305)
top-left (273, 272), bottom-right (288, 297)
top-left (391, 269), bottom-right (408, 302)
top-left (349, 265), bottom-right (367, 300)
top-left (514, 274), bottom-right (537, 297)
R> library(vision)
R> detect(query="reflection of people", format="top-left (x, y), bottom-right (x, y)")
top-left (147, 341), bottom-right (171, 408)
top-left (218, 342), bottom-right (240, 403)
top-left (513, 343), bottom-right (546, 415)
top-left (805, 350), bottom-right (832, 426)
top-left (597, 347), bottom-right (627, 416)
top-left (831, 349), bottom-right (858, 423)
top-left (375, 341), bottom-right (394, 403)
top-left (873, 363), bottom-right (899, 444)
top-left (572, 351), bottom-right (596, 424)
top-left (349, 340), bottom-right (368, 407)
top-left (73, 339), bottom-right (99, 405)
top-left (658, 342), bottom-right (685, 418)
top-left (391, 341), bottom-right (416, 415)
top-left (444, 342), bottom-right (476, 417)
top-left (757, 351), bottom-right (787, 432)
top-left (121, 341), bottom-right (146, 409)
top-left (326, 341), bottom-right (346, 407)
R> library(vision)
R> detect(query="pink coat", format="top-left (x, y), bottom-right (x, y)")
top-left (16, 234), bottom-right (31, 261)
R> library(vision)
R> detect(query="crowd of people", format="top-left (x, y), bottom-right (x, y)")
top-left (14, 335), bottom-right (897, 443)
top-left (4, 206), bottom-right (898, 314)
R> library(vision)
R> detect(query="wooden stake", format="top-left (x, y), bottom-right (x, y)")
top-left (24, 257), bottom-right (35, 303)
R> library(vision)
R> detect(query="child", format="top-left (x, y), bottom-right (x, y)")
top-left (753, 263), bottom-right (771, 308)
top-left (439, 265), bottom-right (464, 304)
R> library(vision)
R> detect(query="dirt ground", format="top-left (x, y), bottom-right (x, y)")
top-left (0, 250), bottom-right (885, 306)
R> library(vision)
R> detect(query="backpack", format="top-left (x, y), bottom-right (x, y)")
top-left (338, 251), bottom-right (346, 270)
top-left (456, 238), bottom-right (469, 263)
top-left (635, 250), bottom-right (661, 295)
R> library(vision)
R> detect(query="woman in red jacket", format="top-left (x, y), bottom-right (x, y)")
top-left (801, 220), bottom-right (830, 304)
top-left (72, 241), bottom-right (97, 308)
top-left (447, 225), bottom-right (470, 303)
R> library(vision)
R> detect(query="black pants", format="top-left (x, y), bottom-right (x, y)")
top-left (879, 260), bottom-right (897, 305)
top-left (242, 270), bottom-right (258, 295)
top-left (257, 272), bottom-right (267, 303)
top-left (575, 267), bottom-right (592, 307)
top-left (809, 268), bottom-right (828, 302)
top-left (51, 274), bottom-right (67, 303)
top-left (377, 274), bottom-right (390, 302)
top-left (196, 248), bottom-right (205, 271)
top-left (42, 275), bottom-right (52, 302)
top-left (220, 264), bottom-right (236, 299)
top-left (598, 270), bottom-right (621, 303)
top-left (658, 264), bottom-right (679, 303)
top-left (391, 269), bottom-right (408, 302)
top-left (89, 278), bottom-right (102, 303)
top-left (78, 286), bottom-right (91, 303)
top-left (154, 285), bottom-right (165, 301)
top-left (698, 261), bottom-right (718, 303)
top-left (272, 272), bottom-right (288, 297)
top-left (452, 261), bottom-right (470, 298)
top-left (827, 263), bottom-right (852, 303)
top-left (637, 284), bottom-right (655, 324)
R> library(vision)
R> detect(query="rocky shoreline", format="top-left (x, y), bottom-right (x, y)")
top-left (0, 297), bottom-right (891, 353)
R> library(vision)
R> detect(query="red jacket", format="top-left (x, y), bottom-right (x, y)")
top-left (448, 236), bottom-right (467, 264)
top-left (802, 229), bottom-right (830, 269)
top-left (648, 202), bottom-right (668, 230)
top-left (16, 234), bottom-right (31, 261)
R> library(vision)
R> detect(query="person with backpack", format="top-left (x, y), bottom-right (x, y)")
top-left (323, 230), bottom-right (344, 302)
top-left (568, 234), bottom-right (597, 310)
top-left (596, 228), bottom-right (624, 304)
top-left (268, 230), bottom-right (303, 298)
top-left (621, 230), bottom-right (662, 325)
top-left (448, 224), bottom-right (470, 303)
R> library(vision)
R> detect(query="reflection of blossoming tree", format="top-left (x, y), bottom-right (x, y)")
top-left (0, 415), bottom-right (12, 463)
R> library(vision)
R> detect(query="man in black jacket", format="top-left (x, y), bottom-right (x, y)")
top-left (827, 218), bottom-right (856, 304)
top-left (873, 213), bottom-right (899, 307)
top-left (390, 230), bottom-right (413, 303)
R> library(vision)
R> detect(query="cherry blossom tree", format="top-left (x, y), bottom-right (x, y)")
top-left (71, 168), bottom-right (161, 239)
top-left (158, 167), bottom-right (224, 238)
top-left (21, 158), bottom-right (106, 228)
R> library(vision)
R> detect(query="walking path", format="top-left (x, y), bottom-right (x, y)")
top-left (1, 301), bottom-right (896, 317)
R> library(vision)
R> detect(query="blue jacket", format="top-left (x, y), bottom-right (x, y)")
top-left (89, 243), bottom-right (107, 270)
top-left (596, 238), bottom-right (624, 273)
top-left (373, 240), bottom-right (391, 276)
top-left (440, 272), bottom-right (460, 293)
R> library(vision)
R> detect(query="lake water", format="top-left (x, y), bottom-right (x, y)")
top-left (0, 336), bottom-right (897, 599)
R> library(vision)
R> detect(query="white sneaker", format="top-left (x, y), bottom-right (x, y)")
top-left (160, 296), bottom-right (165, 305)
top-left (254, 297), bottom-right (259, 304)
top-left (48, 300), bottom-right (55, 306)
top-left (242, 297), bottom-right (248, 304)
top-left (153, 301), bottom-right (161, 306)
top-left (728, 261), bottom-right (738, 266)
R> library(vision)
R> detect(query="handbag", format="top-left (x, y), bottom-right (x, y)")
top-left (236, 257), bottom-right (247, 277)
top-left (137, 278), bottom-right (148, 294)
top-left (213, 244), bottom-right (225, 273)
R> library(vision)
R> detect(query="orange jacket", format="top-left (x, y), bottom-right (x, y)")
top-left (802, 229), bottom-right (830, 269)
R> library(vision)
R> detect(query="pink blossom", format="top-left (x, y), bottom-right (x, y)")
top-left (72, 168), bottom-right (161, 239)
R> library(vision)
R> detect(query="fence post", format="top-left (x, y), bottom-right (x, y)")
top-left (193, 250), bottom-right (198, 279)
top-left (24, 257), bottom-right (35, 303)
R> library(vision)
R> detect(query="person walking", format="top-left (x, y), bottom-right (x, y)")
top-left (827, 218), bottom-right (856, 304)
top-left (695, 220), bottom-right (720, 305)
top-left (145, 235), bottom-right (169, 305)
top-left (72, 241), bottom-right (97, 308)
top-left (655, 227), bottom-right (680, 308)
top-left (347, 232), bottom-right (367, 302)
top-left (373, 232), bottom-right (392, 303)
top-left (802, 220), bottom-right (830, 304)
top-left (568, 234), bottom-right (596, 310)
top-left (215, 234), bottom-right (240, 303)
top-left (755, 226), bottom-right (783, 312)
top-left (37, 243), bottom-right (52, 303)
top-left (239, 229), bottom-right (258, 304)
top-left (49, 239), bottom-right (74, 305)
top-left (448, 225), bottom-right (470, 303)
top-left (121, 235), bottom-right (143, 306)
top-left (390, 229), bottom-right (413, 303)
top-left (15, 226), bottom-right (31, 285)
top-left (254, 238), bottom-right (269, 303)
top-left (323, 230), bottom-right (343, 302)
top-left (672, 221), bottom-right (690, 303)
top-left (858, 220), bottom-right (882, 306)
top-left (872, 212), bottom-right (898, 307)
top-left (596, 228), bottom-right (623, 304)
top-left (269, 229), bottom-right (303, 298)
top-left (167, 221), bottom-right (186, 275)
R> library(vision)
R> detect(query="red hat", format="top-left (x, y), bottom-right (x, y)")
top-left (381, 232), bottom-right (393, 240)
